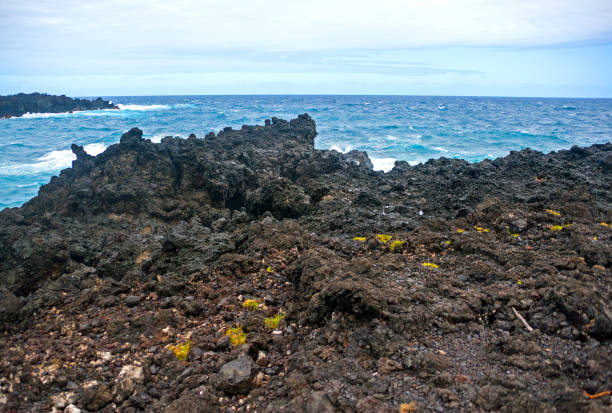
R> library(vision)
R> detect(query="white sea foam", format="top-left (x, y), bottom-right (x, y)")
top-left (0, 143), bottom-right (108, 176)
top-left (370, 157), bottom-right (397, 172)
top-left (18, 112), bottom-right (72, 119)
top-left (330, 144), bottom-right (353, 153)
top-left (83, 143), bottom-right (108, 156)
top-left (117, 104), bottom-right (169, 111)
top-left (11, 109), bottom-right (119, 119)
top-left (433, 146), bottom-right (448, 152)
top-left (148, 134), bottom-right (178, 143)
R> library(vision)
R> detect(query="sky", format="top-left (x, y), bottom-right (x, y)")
top-left (1, 0), bottom-right (612, 97)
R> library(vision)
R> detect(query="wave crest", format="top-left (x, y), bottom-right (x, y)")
top-left (0, 143), bottom-right (108, 176)
top-left (117, 104), bottom-right (170, 111)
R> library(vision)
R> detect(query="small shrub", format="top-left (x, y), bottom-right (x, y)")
top-left (550, 223), bottom-right (571, 231)
top-left (166, 337), bottom-right (191, 360)
top-left (474, 226), bottom-right (489, 233)
top-left (376, 234), bottom-right (392, 244)
top-left (456, 229), bottom-right (465, 234)
top-left (242, 299), bottom-right (259, 311)
top-left (225, 327), bottom-right (246, 346)
top-left (264, 313), bottom-right (285, 329)
top-left (389, 240), bottom-right (405, 252)
top-left (545, 209), bottom-right (561, 217)
top-left (266, 266), bottom-right (273, 273)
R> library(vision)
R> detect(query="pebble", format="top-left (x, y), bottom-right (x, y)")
top-left (125, 295), bottom-right (141, 307)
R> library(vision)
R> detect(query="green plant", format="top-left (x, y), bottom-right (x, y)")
top-left (389, 240), bottom-right (405, 252)
top-left (264, 313), bottom-right (285, 329)
top-left (225, 327), bottom-right (246, 346)
top-left (166, 337), bottom-right (191, 360)
top-left (376, 234), bottom-right (392, 244)
top-left (242, 299), bottom-right (259, 311)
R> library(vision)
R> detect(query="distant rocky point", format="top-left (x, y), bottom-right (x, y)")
top-left (0, 92), bottom-right (118, 118)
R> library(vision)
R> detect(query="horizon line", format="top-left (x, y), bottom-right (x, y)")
top-left (61, 93), bottom-right (612, 100)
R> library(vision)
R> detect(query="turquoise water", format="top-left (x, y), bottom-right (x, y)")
top-left (1, 95), bottom-right (611, 209)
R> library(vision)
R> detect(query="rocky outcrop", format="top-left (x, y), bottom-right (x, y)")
top-left (0, 115), bottom-right (610, 412)
top-left (0, 92), bottom-right (117, 118)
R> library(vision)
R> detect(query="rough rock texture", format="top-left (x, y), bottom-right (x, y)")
top-left (217, 356), bottom-right (255, 394)
top-left (0, 114), bottom-right (610, 412)
top-left (0, 92), bottom-right (117, 118)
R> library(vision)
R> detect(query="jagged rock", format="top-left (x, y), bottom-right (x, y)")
top-left (80, 383), bottom-right (113, 411)
top-left (64, 404), bottom-right (81, 413)
top-left (114, 364), bottom-right (145, 402)
top-left (306, 391), bottom-right (335, 413)
top-left (164, 386), bottom-right (218, 413)
top-left (0, 92), bottom-right (117, 118)
top-left (216, 355), bottom-right (255, 394)
top-left (0, 115), bottom-right (610, 412)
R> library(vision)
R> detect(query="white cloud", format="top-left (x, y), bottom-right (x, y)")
top-left (1, 0), bottom-right (611, 53)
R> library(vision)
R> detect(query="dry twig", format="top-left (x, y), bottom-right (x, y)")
top-left (511, 307), bottom-right (533, 332)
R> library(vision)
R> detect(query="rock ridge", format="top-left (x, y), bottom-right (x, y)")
top-left (0, 115), bottom-right (610, 412)
top-left (0, 92), bottom-right (117, 118)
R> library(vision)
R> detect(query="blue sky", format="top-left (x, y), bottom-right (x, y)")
top-left (1, 0), bottom-right (611, 97)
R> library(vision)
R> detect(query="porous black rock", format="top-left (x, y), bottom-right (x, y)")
top-left (0, 92), bottom-right (118, 118)
top-left (0, 114), bottom-right (610, 412)
top-left (216, 355), bottom-right (255, 394)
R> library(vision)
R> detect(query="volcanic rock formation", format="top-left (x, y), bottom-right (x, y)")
top-left (0, 92), bottom-right (117, 118)
top-left (0, 115), bottom-right (610, 412)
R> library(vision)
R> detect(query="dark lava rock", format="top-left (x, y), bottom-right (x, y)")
top-left (0, 92), bottom-right (117, 118)
top-left (306, 391), bottom-right (335, 413)
top-left (125, 295), bottom-right (141, 307)
top-left (216, 355), bottom-right (255, 394)
top-left (80, 383), bottom-right (113, 411)
top-left (164, 386), bottom-right (219, 413)
top-left (0, 114), bottom-right (610, 413)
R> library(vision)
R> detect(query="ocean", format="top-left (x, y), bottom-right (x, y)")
top-left (1, 95), bottom-right (611, 209)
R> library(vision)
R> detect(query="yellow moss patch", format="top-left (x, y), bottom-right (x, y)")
top-left (456, 229), bottom-right (465, 234)
top-left (545, 209), bottom-right (561, 217)
top-left (225, 327), bottom-right (246, 346)
top-left (376, 234), bottom-right (393, 244)
top-left (266, 266), bottom-right (273, 273)
top-left (242, 299), bottom-right (259, 311)
top-left (166, 336), bottom-right (191, 360)
top-left (474, 226), bottom-right (489, 233)
top-left (264, 313), bottom-right (285, 329)
top-left (399, 401), bottom-right (418, 413)
top-left (444, 240), bottom-right (451, 245)
top-left (389, 240), bottom-right (405, 252)
top-left (600, 222), bottom-right (610, 228)
top-left (353, 237), bottom-right (367, 242)
top-left (422, 262), bottom-right (439, 269)
top-left (135, 250), bottom-right (152, 264)
top-left (551, 223), bottom-right (573, 231)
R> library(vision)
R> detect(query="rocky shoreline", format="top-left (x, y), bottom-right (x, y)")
top-left (0, 93), bottom-right (117, 119)
top-left (0, 114), bottom-right (610, 412)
